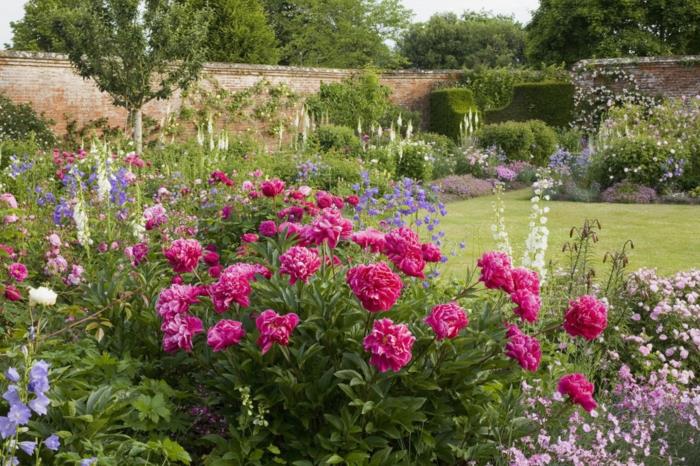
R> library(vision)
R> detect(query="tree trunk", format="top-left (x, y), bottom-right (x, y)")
top-left (133, 107), bottom-right (143, 154)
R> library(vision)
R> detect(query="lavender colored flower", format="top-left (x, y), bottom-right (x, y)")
top-left (43, 434), bottom-right (60, 451)
top-left (4, 368), bottom-right (19, 383)
top-left (18, 440), bottom-right (37, 455)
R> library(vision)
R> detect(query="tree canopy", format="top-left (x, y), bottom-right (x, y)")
top-left (9, 0), bottom-right (81, 52)
top-left (398, 12), bottom-right (526, 69)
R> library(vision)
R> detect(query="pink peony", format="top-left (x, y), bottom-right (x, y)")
top-left (4, 285), bottom-right (22, 301)
top-left (259, 220), bottom-right (277, 237)
top-left (161, 313), bottom-right (204, 353)
top-left (351, 229), bottom-right (386, 253)
top-left (315, 191), bottom-right (333, 208)
top-left (511, 267), bottom-right (540, 294)
top-left (209, 267), bottom-right (253, 312)
top-left (209, 265), bottom-right (222, 278)
top-left (477, 251), bottom-right (514, 292)
top-left (346, 262), bottom-right (403, 312)
top-left (279, 246), bottom-right (321, 285)
top-left (0, 193), bottom-right (18, 209)
top-left (505, 324), bottom-right (542, 372)
top-left (424, 302), bottom-right (468, 340)
top-left (8, 263), bottom-right (28, 282)
top-left (301, 208), bottom-right (353, 248)
top-left (225, 262), bottom-right (271, 281)
top-left (557, 373), bottom-right (597, 412)
top-left (563, 295), bottom-right (608, 341)
top-left (510, 289), bottom-right (541, 323)
top-left (144, 204), bottom-right (168, 230)
top-left (278, 221), bottom-right (302, 238)
top-left (207, 319), bottom-right (246, 351)
top-left (421, 243), bottom-right (442, 263)
top-left (164, 239), bottom-right (202, 273)
top-left (204, 251), bottom-right (220, 266)
top-left (221, 205), bottom-right (232, 220)
top-left (363, 318), bottom-right (415, 372)
top-left (383, 227), bottom-right (426, 278)
top-left (261, 179), bottom-right (285, 197)
top-left (156, 284), bottom-right (202, 319)
top-left (125, 243), bottom-right (149, 267)
top-left (256, 309), bottom-right (300, 354)
top-left (241, 233), bottom-right (259, 243)
top-left (65, 264), bottom-right (84, 286)
top-left (345, 195), bottom-right (359, 207)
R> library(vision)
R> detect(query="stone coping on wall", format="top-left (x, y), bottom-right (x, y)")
top-left (575, 55), bottom-right (700, 68)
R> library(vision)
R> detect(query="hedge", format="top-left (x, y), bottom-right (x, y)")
top-left (484, 82), bottom-right (575, 128)
top-left (429, 88), bottom-right (478, 141)
top-left (476, 119), bottom-right (558, 166)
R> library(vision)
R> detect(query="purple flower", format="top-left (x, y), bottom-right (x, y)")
top-left (28, 360), bottom-right (50, 394)
top-left (43, 434), bottom-right (60, 451)
top-left (19, 440), bottom-right (37, 455)
top-left (0, 416), bottom-right (17, 439)
top-left (29, 392), bottom-right (50, 415)
top-left (8, 402), bottom-right (31, 425)
top-left (4, 368), bottom-right (19, 383)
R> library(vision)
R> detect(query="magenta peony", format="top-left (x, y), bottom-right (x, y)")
top-left (125, 243), bottom-right (149, 267)
top-left (351, 228), bottom-right (386, 253)
top-left (363, 318), bottom-right (415, 372)
top-left (261, 179), bottom-right (285, 197)
top-left (279, 246), bottom-right (321, 285)
top-left (164, 239), bottom-right (202, 273)
top-left (383, 227), bottom-right (426, 278)
top-left (477, 251), bottom-right (514, 292)
top-left (156, 284), bottom-right (202, 319)
top-left (209, 266), bottom-right (254, 312)
top-left (563, 295), bottom-right (608, 341)
top-left (301, 208), bottom-right (353, 248)
top-left (558, 373), bottom-right (597, 412)
top-left (256, 309), bottom-right (300, 354)
top-left (207, 319), bottom-right (246, 351)
top-left (424, 302), bottom-right (468, 340)
top-left (143, 204), bottom-right (168, 230)
top-left (510, 289), bottom-right (541, 323)
top-left (421, 243), bottom-right (443, 263)
top-left (241, 233), bottom-right (259, 243)
top-left (511, 267), bottom-right (540, 294)
top-left (4, 285), bottom-right (22, 301)
top-left (346, 262), bottom-right (403, 312)
top-left (259, 220), bottom-right (277, 237)
top-left (161, 313), bottom-right (204, 353)
top-left (505, 324), bottom-right (541, 372)
top-left (8, 262), bottom-right (28, 282)
top-left (203, 251), bottom-right (220, 266)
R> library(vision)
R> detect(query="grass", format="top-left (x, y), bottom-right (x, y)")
top-left (439, 189), bottom-right (700, 276)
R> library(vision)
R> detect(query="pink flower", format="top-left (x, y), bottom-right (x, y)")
top-left (563, 295), bottom-right (608, 341)
top-left (425, 302), bottom-right (468, 340)
top-left (421, 243), bottom-right (442, 263)
top-left (259, 220), bottom-right (277, 237)
top-left (209, 267), bottom-right (253, 312)
top-left (221, 205), bottom-right (232, 219)
top-left (0, 193), bottom-right (18, 209)
top-left (511, 267), bottom-right (540, 294)
top-left (279, 246), bottom-right (321, 285)
top-left (8, 263), bottom-right (28, 282)
top-left (241, 233), bottom-right (259, 243)
top-left (351, 229), bottom-right (386, 253)
top-left (161, 313), bottom-right (204, 353)
top-left (225, 262), bottom-right (271, 281)
top-left (345, 195), bottom-right (359, 207)
top-left (383, 227), bottom-right (425, 278)
top-left (204, 251), bottom-right (220, 266)
top-left (256, 309), bottom-right (300, 354)
top-left (209, 264), bottom-right (222, 278)
top-left (47, 234), bottom-right (61, 248)
top-left (346, 263), bottom-right (403, 312)
top-left (4, 215), bottom-right (18, 224)
top-left (125, 152), bottom-right (146, 168)
top-left (164, 239), bottom-right (202, 273)
top-left (477, 251), bottom-right (513, 292)
top-left (144, 204), bottom-right (168, 230)
top-left (65, 264), bottom-right (84, 286)
top-left (4, 285), bottom-right (22, 301)
top-left (505, 325), bottom-right (541, 372)
top-left (209, 170), bottom-right (234, 187)
top-left (278, 222), bottom-right (302, 238)
top-left (510, 289), bottom-right (541, 323)
top-left (315, 191), bottom-right (333, 208)
top-left (125, 243), bottom-right (149, 267)
top-left (557, 373), bottom-right (597, 412)
top-left (156, 284), bottom-right (202, 319)
top-left (207, 319), bottom-right (246, 351)
top-left (363, 318), bottom-right (415, 372)
top-left (261, 179), bottom-right (285, 197)
top-left (301, 208), bottom-right (353, 248)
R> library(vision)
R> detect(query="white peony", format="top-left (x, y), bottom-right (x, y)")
top-left (29, 287), bottom-right (58, 306)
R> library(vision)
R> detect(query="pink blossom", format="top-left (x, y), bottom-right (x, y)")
top-left (144, 204), bottom-right (168, 230)
top-left (511, 267), bottom-right (540, 294)
top-left (4, 285), bottom-right (22, 301)
top-left (47, 234), bottom-right (61, 248)
top-left (279, 246), bottom-right (321, 285)
top-left (558, 373), bottom-right (597, 412)
top-left (261, 179), bottom-right (285, 197)
top-left (241, 233), bottom-right (259, 243)
top-left (207, 319), bottom-right (246, 351)
top-left (161, 313), bottom-right (204, 353)
top-left (383, 227), bottom-right (425, 278)
top-left (511, 289), bottom-right (541, 323)
top-left (505, 325), bottom-right (542, 372)
top-left (363, 318), bottom-right (415, 372)
top-left (164, 239), bottom-right (202, 273)
top-left (256, 309), bottom-right (300, 354)
top-left (278, 222), bottom-right (302, 238)
top-left (315, 191), bottom-right (333, 208)
top-left (425, 302), bottom-right (468, 340)
top-left (156, 284), bottom-right (202, 319)
top-left (477, 251), bottom-right (514, 292)
top-left (8, 263), bottom-right (28, 282)
top-left (351, 228), bottom-right (386, 253)
top-left (563, 295), bottom-right (608, 341)
top-left (259, 220), bottom-right (277, 237)
top-left (0, 193), bottom-right (18, 209)
top-left (421, 243), bottom-right (442, 263)
top-left (125, 243), bottom-right (149, 267)
top-left (221, 205), bottom-right (232, 219)
top-left (203, 251), bottom-right (220, 266)
top-left (301, 208), bottom-right (353, 248)
top-left (346, 262), bottom-right (403, 312)
top-left (65, 264), bottom-right (84, 286)
top-left (345, 195), bottom-right (359, 207)
top-left (4, 214), bottom-right (18, 224)
top-left (209, 266), bottom-right (253, 312)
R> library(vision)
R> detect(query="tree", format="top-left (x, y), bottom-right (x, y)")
top-left (526, 0), bottom-right (700, 65)
top-left (187, 0), bottom-right (280, 64)
top-left (398, 12), bottom-right (526, 69)
top-left (61, 0), bottom-right (210, 153)
top-left (263, 0), bottom-right (412, 68)
top-left (9, 0), bottom-right (81, 51)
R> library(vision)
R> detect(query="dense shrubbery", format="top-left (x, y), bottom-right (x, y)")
top-left (0, 92), bottom-right (56, 149)
top-left (484, 82), bottom-right (575, 128)
top-left (476, 120), bottom-right (557, 165)
top-left (312, 124), bottom-right (362, 153)
top-left (428, 88), bottom-right (478, 141)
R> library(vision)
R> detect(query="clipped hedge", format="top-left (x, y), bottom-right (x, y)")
top-left (484, 82), bottom-right (575, 128)
top-left (429, 88), bottom-right (478, 141)
top-left (312, 125), bottom-right (361, 153)
top-left (476, 119), bottom-right (557, 165)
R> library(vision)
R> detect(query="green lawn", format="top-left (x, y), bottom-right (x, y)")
top-left (440, 189), bottom-right (700, 276)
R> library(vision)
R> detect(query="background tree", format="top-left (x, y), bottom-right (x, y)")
top-left (526, 0), bottom-right (700, 65)
top-left (398, 11), bottom-right (526, 69)
top-left (8, 0), bottom-right (80, 51)
top-left (60, 0), bottom-right (210, 153)
top-left (262, 0), bottom-right (412, 68)
top-left (188, 0), bottom-right (280, 64)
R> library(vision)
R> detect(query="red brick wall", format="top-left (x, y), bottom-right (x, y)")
top-left (574, 56), bottom-right (700, 98)
top-left (0, 51), bottom-right (460, 135)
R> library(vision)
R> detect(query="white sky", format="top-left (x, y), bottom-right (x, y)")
top-left (0, 0), bottom-right (538, 49)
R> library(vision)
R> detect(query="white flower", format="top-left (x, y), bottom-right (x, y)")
top-left (29, 287), bottom-right (58, 306)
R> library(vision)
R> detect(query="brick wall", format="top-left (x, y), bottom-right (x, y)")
top-left (574, 55), bottom-right (700, 98)
top-left (0, 51), bottom-right (461, 136)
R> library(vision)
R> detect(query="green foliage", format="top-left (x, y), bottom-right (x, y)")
top-left (0, 92), bottom-right (56, 148)
top-left (312, 125), bottom-right (361, 154)
top-left (428, 88), bottom-right (477, 141)
top-left (592, 135), bottom-right (667, 189)
top-left (459, 65), bottom-right (570, 111)
top-left (263, 0), bottom-right (412, 68)
top-left (189, 0), bottom-right (280, 64)
top-left (8, 0), bottom-right (81, 51)
top-left (476, 120), bottom-right (557, 165)
top-left (484, 82), bottom-right (575, 128)
top-left (395, 141), bottom-right (432, 181)
top-left (415, 132), bottom-right (458, 179)
top-left (398, 11), bottom-right (526, 69)
top-left (556, 127), bottom-right (584, 153)
top-left (526, 0), bottom-right (700, 65)
top-left (527, 120), bottom-right (559, 165)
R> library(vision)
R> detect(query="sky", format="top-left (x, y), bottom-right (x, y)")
top-left (0, 0), bottom-right (539, 49)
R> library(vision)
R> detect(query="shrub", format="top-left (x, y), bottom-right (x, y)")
top-left (484, 82), bottom-right (575, 128)
top-left (601, 181), bottom-right (657, 204)
top-left (556, 127), bottom-right (585, 153)
top-left (0, 92), bottom-right (56, 148)
top-left (476, 121), bottom-right (534, 162)
top-left (428, 88), bottom-right (478, 141)
top-left (415, 132), bottom-right (458, 179)
top-left (395, 141), bottom-right (432, 181)
top-left (434, 174), bottom-right (494, 199)
top-left (312, 124), bottom-right (362, 153)
top-left (591, 135), bottom-right (668, 189)
top-left (527, 120), bottom-right (558, 165)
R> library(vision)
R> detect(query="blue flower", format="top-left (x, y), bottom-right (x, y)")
top-left (19, 440), bottom-right (37, 455)
top-left (28, 360), bottom-right (50, 394)
top-left (4, 368), bottom-right (19, 383)
top-left (8, 402), bottom-right (31, 425)
top-left (43, 434), bottom-right (60, 451)
top-left (80, 458), bottom-right (98, 466)
top-left (0, 416), bottom-right (17, 439)
top-left (29, 392), bottom-right (50, 415)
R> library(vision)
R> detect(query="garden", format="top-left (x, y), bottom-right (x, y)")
top-left (1, 0), bottom-right (700, 465)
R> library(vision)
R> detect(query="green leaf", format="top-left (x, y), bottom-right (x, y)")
top-left (325, 454), bottom-right (344, 464)
top-left (161, 438), bottom-right (191, 464)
